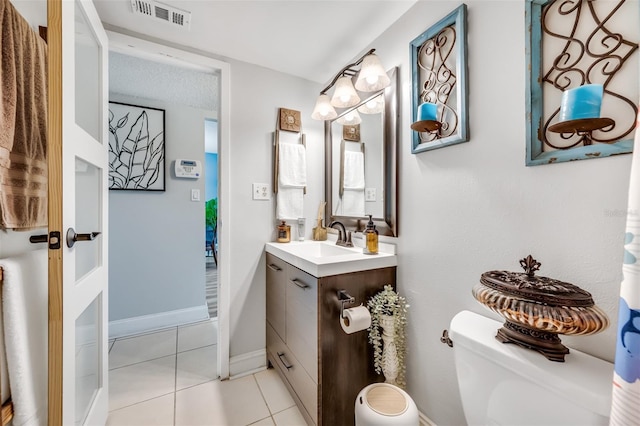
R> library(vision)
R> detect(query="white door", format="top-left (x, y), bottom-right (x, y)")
top-left (48, 0), bottom-right (109, 424)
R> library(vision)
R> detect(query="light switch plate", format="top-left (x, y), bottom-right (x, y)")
top-left (253, 183), bottom-right (270, 200)
top-left (191, 189), bottom-right (201, 201)
top-left (365, 188), bottom-right (376, 202)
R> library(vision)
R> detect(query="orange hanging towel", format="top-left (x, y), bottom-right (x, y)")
top-left (0, 0), bottom-right (47, 230)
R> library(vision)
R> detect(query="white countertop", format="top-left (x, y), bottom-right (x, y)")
top-left (265, 238), bottom-right (397, 277)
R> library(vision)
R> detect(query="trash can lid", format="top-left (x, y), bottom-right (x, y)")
top-left (366, 384), bottom-right (407, 416)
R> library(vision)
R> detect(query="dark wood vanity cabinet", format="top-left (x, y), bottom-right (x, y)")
top-left (266, 252), bottom-right (396, 426)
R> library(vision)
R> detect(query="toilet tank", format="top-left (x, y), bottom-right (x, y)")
top-left (449, 310), bottom-right (613, 426)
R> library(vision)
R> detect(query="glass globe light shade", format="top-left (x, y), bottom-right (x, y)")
top-left (331, 76), bottom-right (361, 108)
top-left (311, 94), bottom-right (338, 120)
top-left (337, 110), bottom-right (362, 125)
top-left (355, 53), bottom-right (390, 92)
top-left (358, 96), bottom-right (384, 114)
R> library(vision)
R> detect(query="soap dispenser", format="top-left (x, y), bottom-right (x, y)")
top-left (276, 220), bottom-right (291, 243)
top-left (363, 215), bottom-right (379, 255)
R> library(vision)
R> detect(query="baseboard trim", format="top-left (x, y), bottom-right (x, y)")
top-left (109, 304), bottom-right (209, 339)
top-left (229, 349), bottom-right (267, 379)
top-left (419, 411), bottom-right (436, 426)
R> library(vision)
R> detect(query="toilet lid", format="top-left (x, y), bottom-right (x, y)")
top-left (366, 385), bottom-right (407, 416)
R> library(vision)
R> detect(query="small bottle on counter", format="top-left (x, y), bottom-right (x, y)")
top-left (277, 220), bottom-right (291, 243)
top-left (363, 215), bottom-right (378, 255)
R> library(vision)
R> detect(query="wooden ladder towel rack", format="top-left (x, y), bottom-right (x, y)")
top-left (0, 267), bottom-right (14, 426)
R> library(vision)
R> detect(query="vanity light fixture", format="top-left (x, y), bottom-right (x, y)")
top-left (311, 48), bottom-right (390, 121)
top-left (337, 110), bottom-right (362, 125)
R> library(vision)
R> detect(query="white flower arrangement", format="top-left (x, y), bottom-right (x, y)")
top-left (367, 284), bottom-right (409, 388)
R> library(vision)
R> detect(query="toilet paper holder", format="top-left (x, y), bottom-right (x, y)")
top-left (337, 290), bottom-right (356, 318)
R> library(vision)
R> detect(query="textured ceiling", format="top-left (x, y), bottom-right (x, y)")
top-left (93, 0), bottom-right (417, 84)
top-left (109, 51), bottom-right (219, 111)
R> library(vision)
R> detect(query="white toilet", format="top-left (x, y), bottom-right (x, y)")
top-left (355, 383), bottom-right (419, 425)
top-left (449, 310), bottom-right (614, 426)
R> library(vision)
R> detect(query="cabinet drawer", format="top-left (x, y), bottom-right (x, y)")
top-left (267, 323), bottom-right (318, 425)
top-left (286, 266), bottom-right (318, 383)
top-left (266, 253), bottom-right (287, 341)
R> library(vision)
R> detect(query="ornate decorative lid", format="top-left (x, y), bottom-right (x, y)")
top-left (473, 255), bottom-right (608, 361)
top-left (480, 255), bottom-right (595, 307)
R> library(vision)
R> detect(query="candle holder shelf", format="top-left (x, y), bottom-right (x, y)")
top-left (410, 120), bottom-right (441, 134)
top-left (548, 117), bottom-right (615, 146)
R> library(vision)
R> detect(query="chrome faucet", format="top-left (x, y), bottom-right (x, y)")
top-left (329, 221), bottom-right (353, 247)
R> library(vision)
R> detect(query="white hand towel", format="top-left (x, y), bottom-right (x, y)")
top-left (278, 143), bottom-right (307, 187)
top-left (342, 188), bottom-right (365, 217)
top-left (343, 151), bottom-right (365, 190)
top-left (1, 249), bottom-right (48, 426)
top-left (277, 186), bottom-right (304, 220)
top-left (276, 143), bottom-right (306, 219)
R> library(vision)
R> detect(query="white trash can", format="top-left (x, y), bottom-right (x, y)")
top-left (355, 383), bottom-right (419, 426)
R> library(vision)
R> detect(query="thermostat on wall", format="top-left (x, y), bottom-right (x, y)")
top-left (175, 159), bottom-right (202, 179)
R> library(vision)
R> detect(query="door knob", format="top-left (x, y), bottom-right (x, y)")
top-left (66, 228), bottom-right (101, 248)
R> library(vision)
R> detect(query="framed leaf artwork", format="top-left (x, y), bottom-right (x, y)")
top-left (108, 102), bottom-right (166, 191)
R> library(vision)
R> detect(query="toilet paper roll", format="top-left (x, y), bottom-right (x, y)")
top-left (340, 305), bottom-right (372, 334)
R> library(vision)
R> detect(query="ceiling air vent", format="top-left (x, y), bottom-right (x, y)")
top-left (130, 0), bottom-right (191, 30)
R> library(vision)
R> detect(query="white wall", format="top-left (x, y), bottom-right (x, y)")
top-left (368, 1), bottom-right (633, 424)
top-left (108, 92), bottom-right (212, 325)
top-left (224, 58), bottom-right (324, 357)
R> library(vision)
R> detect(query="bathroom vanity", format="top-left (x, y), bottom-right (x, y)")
top-left (265, 241), bottom-right (397, 426)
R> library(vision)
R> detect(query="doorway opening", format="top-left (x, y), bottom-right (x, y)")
top-left (106, 30), bottom-right (231, 379)
top-left (205, 119), bottom-right (218, 319)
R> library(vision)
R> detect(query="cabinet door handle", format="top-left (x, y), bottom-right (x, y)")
top-left (277, 352), bottom-right (293, 370)
top-left (290, 278), bottom-right (310, 290)
top-left (267, 263), bottom-right (282, 271)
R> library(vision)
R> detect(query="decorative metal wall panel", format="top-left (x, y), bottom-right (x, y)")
top-left (526, 0), bottom-right (639, 166)
top-left (410, 4), bottom-right (469, 154)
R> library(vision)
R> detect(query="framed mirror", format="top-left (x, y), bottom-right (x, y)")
top-left (324, 67), bottom-right (398, 236)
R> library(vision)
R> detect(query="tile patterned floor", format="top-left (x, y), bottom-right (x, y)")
top-left (107, 320), bottom-right (306, 426)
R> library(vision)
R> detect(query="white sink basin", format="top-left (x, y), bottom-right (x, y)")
top-left (265, 240), bottom-right (397, 277)
top-left (284, 242), bottom-right (356, 258)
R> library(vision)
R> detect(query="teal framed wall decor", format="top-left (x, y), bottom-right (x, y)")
top-left (410, 4), bottom-right (469, 154)
top-left (526, 0), bottom-right (639, 166)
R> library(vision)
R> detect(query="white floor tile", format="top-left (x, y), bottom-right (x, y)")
top-left (249, 417), bottom-right (276, 426)
top-left (273, 406), bottom-right (307, 426)
top-left (106, 393), bottom-right (174, 426)
top-left (175, 375), bottom-right (270, 426)
top-left (176, 345), bottom-right (218, 390)
top-left (255, 369), bottom-right (295, 415)
top-left (109, 328), bottom-right (177, 369)
top-left (109, 355), bottom-right (176, 412)
top-left (177, 319), bottom-right (217, 352)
